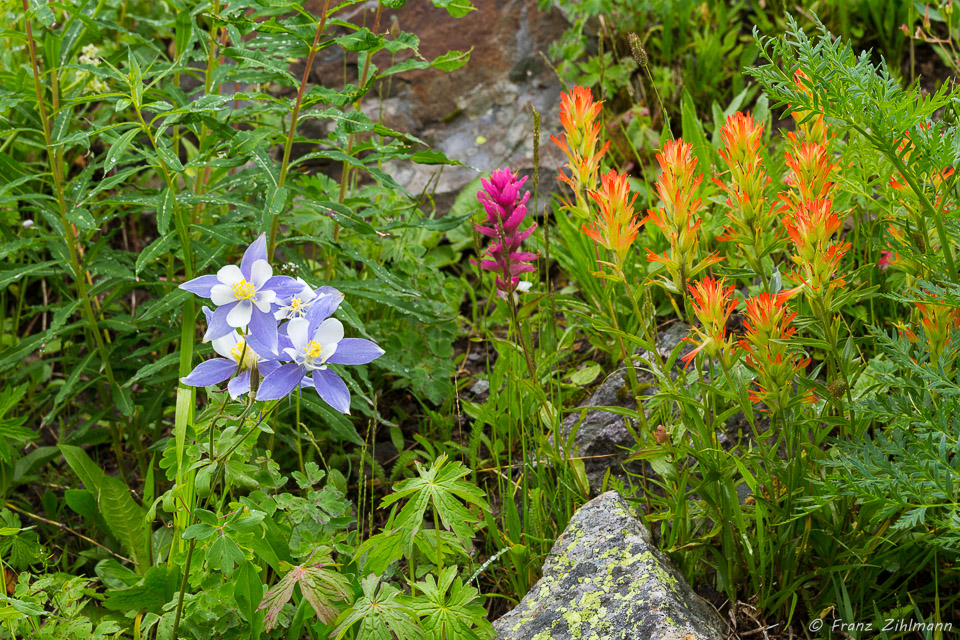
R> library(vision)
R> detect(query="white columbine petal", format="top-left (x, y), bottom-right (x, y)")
top-left (253, 289), bottom-right (276, 312)
top-left (287, 318), bottom-right (310, 351)
top-left (314, 318), bottom-right (344, 352)
top-left (211, 332), bottom-right (238, 359)
top-left (249, 259), bottom-right (272, 288)
top-left (210, 284), bottom-right (236, 306)
top-left (227, 299), bottom-right (253, 327)
top-left (217, 264), bottom-right (244, 286)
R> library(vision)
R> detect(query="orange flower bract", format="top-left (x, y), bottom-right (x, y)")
top-left (551, 86), bottom-right (610, 207)
top-left (681, 276), bottom-right (738, 369)
top-left (584, 170), bottom-right (641, 265)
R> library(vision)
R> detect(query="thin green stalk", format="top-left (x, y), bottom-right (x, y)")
top-left (22, 1), bottom-right (127, 468)
top-left (295, 392), bottom-right (304, 474)
top-left (269, 0), bottom-right (333, 258)
top-left (171, 538), bottom-right (197, 640)
top-left (508, 294), bottom-right (536, 380)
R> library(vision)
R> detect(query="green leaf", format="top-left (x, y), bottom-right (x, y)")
top-left (100, 475), bottom-right (149, 571)
top-left (103, 565), bottom-right (179, 613)
top-left (234, 561), bottom-right (263, 626)
top-left (335, 28), bottom-right (382, 52)
top-left (135, 234), bottom-right (175, 274)
top-left (431, 49), bottom-right (471, 72)
top-left (174, 11), bottom-right (195, 60)
top-left (157, 187), bottom-right (176, 235)
top-left (59, 444), bottom-right (105, 492)
top-left (431, 0), bottom-right (475, 18)
top-left (124, 352), bottom-right (180, 390)
top-left (381, 454), bottom-right (489, 551)
top-left (411, 566), bottom-right (494, 640)
top-left (103, 126), bottom-right (141, 172)
top-left (332, 574), bottom-right (421, 640)
top-left (568, 362), bottom-right (601, 386)
top-left (207, 534), bottom-right (245, 576)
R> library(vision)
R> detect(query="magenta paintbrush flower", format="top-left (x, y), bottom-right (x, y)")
top-left (475, 168), bottom-right (537, 294)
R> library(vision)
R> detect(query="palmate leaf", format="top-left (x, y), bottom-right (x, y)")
top-left (411, 566), bottom-right (494, 640)
top-left (332, 574), bottom-right (422, 640)
top-left (257, 547), bottom-right (352, 632)
top-left (380, 454), bottom-right (489, 550)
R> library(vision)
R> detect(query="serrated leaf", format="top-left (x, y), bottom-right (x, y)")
top-left (259, 548), bottom-right (352, 632)
top-left (335, 28), bottom-right (382, 52)
top-left (332, 574), bottom-right (421, 640)
top-left (99, 475), bottom-right (149, 570)
top-left (207, 534), bottom-right (245, 576)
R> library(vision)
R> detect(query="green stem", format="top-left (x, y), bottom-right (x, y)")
top-left (22, 0), bottom-right (127, 471)
top-left (171, 538), bottom-right (197, 640)
top-left (433, 506), bottom-right (443, 573)
top-left (269, 0), bottom-right (333, 258)
top-left (508, 294), bottom-right (537, 380)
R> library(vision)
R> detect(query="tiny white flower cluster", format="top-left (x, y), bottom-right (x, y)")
top-left (78, 45), bottom-right (108, 95)
top-left (79, 44), bottom-right (100, 66)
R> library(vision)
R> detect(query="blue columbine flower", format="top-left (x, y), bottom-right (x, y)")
top-left (257, 298), bottom-right (384, 413)
top-left (179, 233), bottom-right (300, 355)
top-left (181, 308), bottom-right (263, 398)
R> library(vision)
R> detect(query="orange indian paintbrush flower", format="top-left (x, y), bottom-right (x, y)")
top-left (739, 289), bottom-right (813, 411)
top-left (643, 139), bottom-right (722, 292)
top-left (584, 170), bottom-right (641, 266)
top-left (914, 296), bottom-right (960, 371)
top-left (783, 141), bottom-right (836, 205)
top-left (551, 86), bottom-right (610, 210)
top-left (713, 112), bottom-right (782, 265)
top-left (782, 198), bottom-right (850, 314)
top-left (681, 276), bottom-right (738, 369)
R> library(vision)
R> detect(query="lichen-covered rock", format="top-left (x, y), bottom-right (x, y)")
top-left (493, 492), bottom-right (725, 640)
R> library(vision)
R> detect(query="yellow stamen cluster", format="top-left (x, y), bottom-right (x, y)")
top-left (306, 340), bottom-right (323, 359)
top-left (230, 340), bottom-right (258, 369)
top-left (232, 280), bottom-right (256, 301)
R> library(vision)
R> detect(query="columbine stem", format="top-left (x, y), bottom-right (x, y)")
top-left (171, 537), bottom-right (197, 640)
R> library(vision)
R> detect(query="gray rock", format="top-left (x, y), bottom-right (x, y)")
top-left (494, 491), bottom-right (726, 640)
top-left (298, 0), bottom-right (570, 211)
top-left (559, 323), bottom-right (691, 490)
